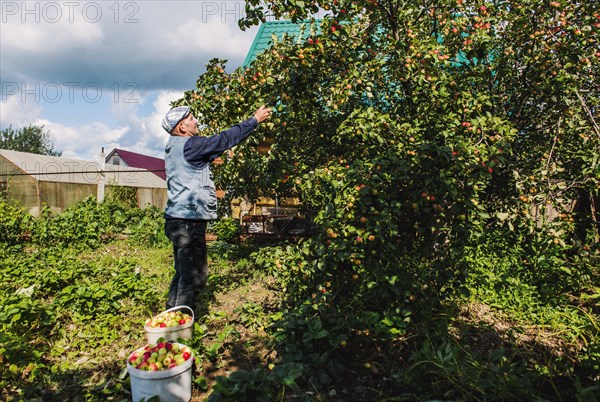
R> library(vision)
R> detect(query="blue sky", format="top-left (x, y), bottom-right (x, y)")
top-left (0, 0), bottom-right (260, 161)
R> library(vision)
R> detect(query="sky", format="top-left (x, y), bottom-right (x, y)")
top-left (0, 0), bottom-right (261, 161)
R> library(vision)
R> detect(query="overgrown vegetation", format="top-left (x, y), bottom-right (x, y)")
top-left (0, 195), bottom-right (598, 401)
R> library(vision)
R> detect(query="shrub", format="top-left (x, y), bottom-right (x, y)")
top-left (126, 206), bottom-right (170, 247)
top-left (0, 200), bottom-right (32, 246)
top-left (209, 218), bottom-right (241, 243)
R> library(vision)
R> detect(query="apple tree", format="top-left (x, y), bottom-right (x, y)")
top-left (172, 0), bottom-right (599, 379)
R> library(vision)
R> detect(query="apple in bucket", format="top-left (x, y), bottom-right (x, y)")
top-left (129, 341), bottom-right (193, 371)
top-left (145, 310), bottom-right (193, 328)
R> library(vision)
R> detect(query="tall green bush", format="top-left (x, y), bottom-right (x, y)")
top-left (0, 200), bottom-right (32, 246)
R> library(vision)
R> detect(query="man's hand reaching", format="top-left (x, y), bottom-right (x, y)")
top-left (254, 105), bottom-right (272, 124)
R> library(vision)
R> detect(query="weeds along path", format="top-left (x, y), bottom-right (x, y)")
top-left (191, 274), bottom-right (280, 400)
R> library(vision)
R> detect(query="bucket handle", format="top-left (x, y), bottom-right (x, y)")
top-left (163, 305), bottom-right (195, 323)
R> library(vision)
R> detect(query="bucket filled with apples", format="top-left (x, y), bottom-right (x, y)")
top-left (127, 340), bottom-right (194, 402)
top-left (144, 306), bottom-right (194, 344)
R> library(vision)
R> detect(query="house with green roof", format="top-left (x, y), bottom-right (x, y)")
top-left (243, 20), bottom-right (322, 67)
top-left (242, 18), bottom-right (483, 69)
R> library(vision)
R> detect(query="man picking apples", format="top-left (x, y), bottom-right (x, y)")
top-left (161, 103), bottom-right (272, 313)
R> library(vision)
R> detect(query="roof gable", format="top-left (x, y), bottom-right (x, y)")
top-left (107, 148), bottom-right (166, 180)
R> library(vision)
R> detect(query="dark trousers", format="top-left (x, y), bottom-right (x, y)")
top-left (164, 218), bottom-right (208, 310)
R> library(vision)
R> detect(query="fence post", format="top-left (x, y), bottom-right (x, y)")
top-left (97, 147), bottom-right (105, 203)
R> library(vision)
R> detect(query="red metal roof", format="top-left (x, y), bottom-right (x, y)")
top-left (107, 148), bottom-right (166, 180)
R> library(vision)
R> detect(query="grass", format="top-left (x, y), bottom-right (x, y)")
top-left (1, 236), bottom-right (599, 401)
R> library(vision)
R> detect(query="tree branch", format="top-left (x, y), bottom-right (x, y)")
top-left (575, 89), bottom-right (600, 140)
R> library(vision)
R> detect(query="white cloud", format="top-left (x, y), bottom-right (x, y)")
top-left (1, 1), bottom-right (257, 90)
top-left (0, 95), bottom-right (44, 128)
top-left (167, 17), bottom-right (256, 59)
top-left (106, 90), bottom-right (183, 158)
top-left (145, 91), bottom-right (185, 143)
top-left (35, 119), bottom-right (129, 160)
top-left (2, 19), bottom-right (103, 53)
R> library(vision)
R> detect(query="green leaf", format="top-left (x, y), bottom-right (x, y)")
top-left (497, 212), bottom-right (509, 221)
top-left (194, 376), bottom-right (209, 390)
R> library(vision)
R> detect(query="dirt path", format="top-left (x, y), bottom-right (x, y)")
top-left (191, 276), bottom-right (279, 400)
